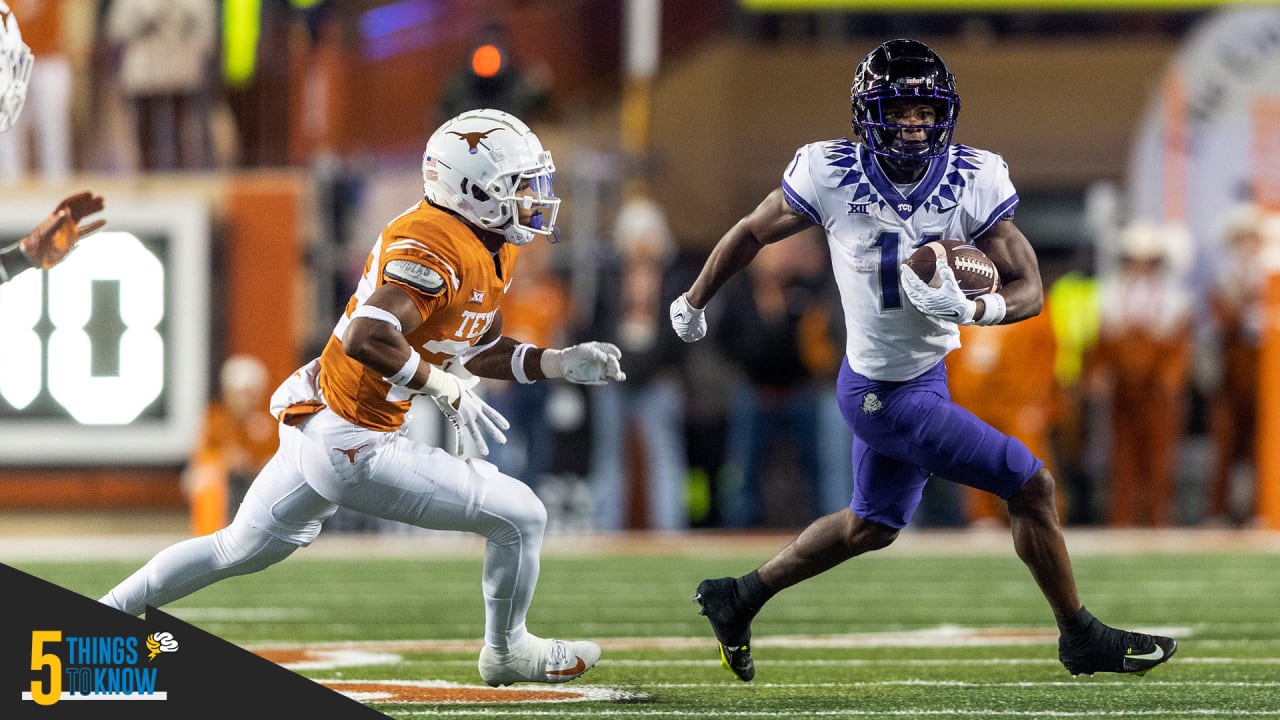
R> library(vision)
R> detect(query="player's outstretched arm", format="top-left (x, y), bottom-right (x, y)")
top-left (671, 188), bottom-right (813, 342)
top-left (463, 321), bottom-right (626, 385)
top-left (20, 191), bottom-right (107, 270)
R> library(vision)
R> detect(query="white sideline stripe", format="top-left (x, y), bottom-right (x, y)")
top-left (323, 680), bottom-right (640, 704)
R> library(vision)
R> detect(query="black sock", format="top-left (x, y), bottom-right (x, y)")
top-left (735, 570), bottom-right (776, 611)
top-left (1055, 605), bottom-right (1096, 635)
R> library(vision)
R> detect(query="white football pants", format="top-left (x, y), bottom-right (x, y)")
top-left (101, 409), bottom-right (547, 653)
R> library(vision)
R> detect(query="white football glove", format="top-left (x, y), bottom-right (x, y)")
top-left (669, 293), bottom-right (707, 343)
top-left (542, 342), bottom-right (626, 385)
top-left (900, 260), bottom-right (977, 325)
top-left (422, 371), bottom-right (510, 456)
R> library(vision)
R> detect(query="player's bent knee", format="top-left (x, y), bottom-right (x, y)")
top-left (469, 459), bottom-right (547, 539)
top-left (504, 486), bottom-right (547, 539)
top-left (861, 523), bottom-right (900, 552)
top-left (215, 517), bottom-right (301, 575)
top-left (846, 512), bottom-right (899, 553)
top-left (1007, 468), bottom-right (1057, 517)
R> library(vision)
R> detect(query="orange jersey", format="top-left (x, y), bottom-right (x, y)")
top-left (7, 0), bottom-right (60, 56)
top-left (191, 403), bottom-right (278, 473)
top-left (319, 200), bottom-right (519, 431)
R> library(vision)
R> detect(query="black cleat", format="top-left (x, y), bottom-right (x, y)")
top-left (716, 642), bottom-right (755, 683)
top-left (694, 577), bottom-right (757, 681)
top-left (1059, 616), bottom-right (1177, 677)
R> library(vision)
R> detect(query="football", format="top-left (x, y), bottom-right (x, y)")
top-left (906, 240), bottom-right (1000, 298)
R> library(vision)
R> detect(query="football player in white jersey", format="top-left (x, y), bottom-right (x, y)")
top-left (670, 39), bottom-right (1175, 681)
top-left (101, 109), bottom-right (624, 687)
top-left (0, 3), bottom-right (105, 284)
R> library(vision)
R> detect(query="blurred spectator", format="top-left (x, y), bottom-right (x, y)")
top-left (1204, 204), bottom-right (1271, 525)
top-left (792, 232), bottom-right (854, 518)
top-left (0, 0), bottom-right (69, 184)
top-left (106, 0), bottom-right (217, 171)
top-left (185, 354), bottom-right (277, 536)
top-left (587, 196), bottom-right (691, 530)
top-left (947, 301), bottom-right (1063, 526)
top-left (1046, 253), bottom-right (1103, 525)
top-left (290, 3), bottom-right (342, 165)
top-left (483, 238), bottom-right (572, 490)
top-left (713, 235), bottom-right (834, 528)
top-left (435, 21), bottom-right (553, 128)
top-left (220, 0), bottom-right (292, 167)
top-left (680, 319), bottom-right (737, 528)
top-left (86, 1), bottom-right (137, 173)
top-left (1087, 220), bottom-right (1193, 527)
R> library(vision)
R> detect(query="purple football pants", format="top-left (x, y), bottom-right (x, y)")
top-left (836, 358), bottom-right (1042, 528)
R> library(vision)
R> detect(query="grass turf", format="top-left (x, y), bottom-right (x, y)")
top-left (14, 538), bottom-right (1280, 719)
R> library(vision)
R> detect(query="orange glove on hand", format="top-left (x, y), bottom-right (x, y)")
top-left (19, 191), bottom-right (107, 269)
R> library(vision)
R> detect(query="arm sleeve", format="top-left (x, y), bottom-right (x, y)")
top-left (967, 153), bottom-right (1020, 239)
top-left (780, 147), bottom-right (825, 226)
top-left (0, 240), bottom-right (34, 284)
top-left (379, 249), bottom-right (455, 321)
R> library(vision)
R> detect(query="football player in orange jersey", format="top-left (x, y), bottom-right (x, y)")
top-left (0, 3), bottom-right (105, 284)
top-left (101, 109), bottom-right (624, 687)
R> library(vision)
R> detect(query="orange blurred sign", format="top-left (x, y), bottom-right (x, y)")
top-left (1253, 96), bottom-right (1280, 210)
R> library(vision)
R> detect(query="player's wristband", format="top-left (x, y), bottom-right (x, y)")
top-left (511, 343), bottom-right (537, 384)
top-left (385, 348), bottom-right (422, 387)
top-left (974, 293), bottom-right (1006, 326)
top-left (419, 366), bottom-right (461, 405)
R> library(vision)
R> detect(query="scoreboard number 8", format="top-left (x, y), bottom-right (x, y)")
top-left (0, 232), bottom-right (165, 424)
top-left (0, 196), bottom-right (209, 466)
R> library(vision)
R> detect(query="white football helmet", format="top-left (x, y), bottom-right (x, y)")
top-left (0, 2), bottom-right (31, 133)
top-left (422, 108), bottom-right (560, 245)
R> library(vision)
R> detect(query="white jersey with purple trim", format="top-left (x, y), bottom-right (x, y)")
top-left (781, 139), bottom-right (1018, 382)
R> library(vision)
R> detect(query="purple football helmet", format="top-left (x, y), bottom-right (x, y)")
top-left (850, 39), bottom-right (960, 168)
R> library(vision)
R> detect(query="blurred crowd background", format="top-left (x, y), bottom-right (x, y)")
top-left (2, 0), bottom-right (1279, 536)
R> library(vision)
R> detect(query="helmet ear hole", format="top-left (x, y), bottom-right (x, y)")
top-left (460, 179), bottom-right (490, 203)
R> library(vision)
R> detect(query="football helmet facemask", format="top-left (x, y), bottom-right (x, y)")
top-left (422, 108), bottom-right (559, 246)
top-left (0, 1), bottom-right (32, 133)
top-left (850, 38), bottom-right (959, 168)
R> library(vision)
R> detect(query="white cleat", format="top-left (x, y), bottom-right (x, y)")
top-left (478, 634), bottom-right (601, 687)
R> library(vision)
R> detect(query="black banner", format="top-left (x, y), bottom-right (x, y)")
top-left (1, 563), bottom-right (390, 719)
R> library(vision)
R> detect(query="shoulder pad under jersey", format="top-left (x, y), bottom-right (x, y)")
top-left (385, 259), bottom-right (445, 295)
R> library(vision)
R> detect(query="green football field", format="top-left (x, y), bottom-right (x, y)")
top-left (12, 528), bottom-right (1280, 719)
